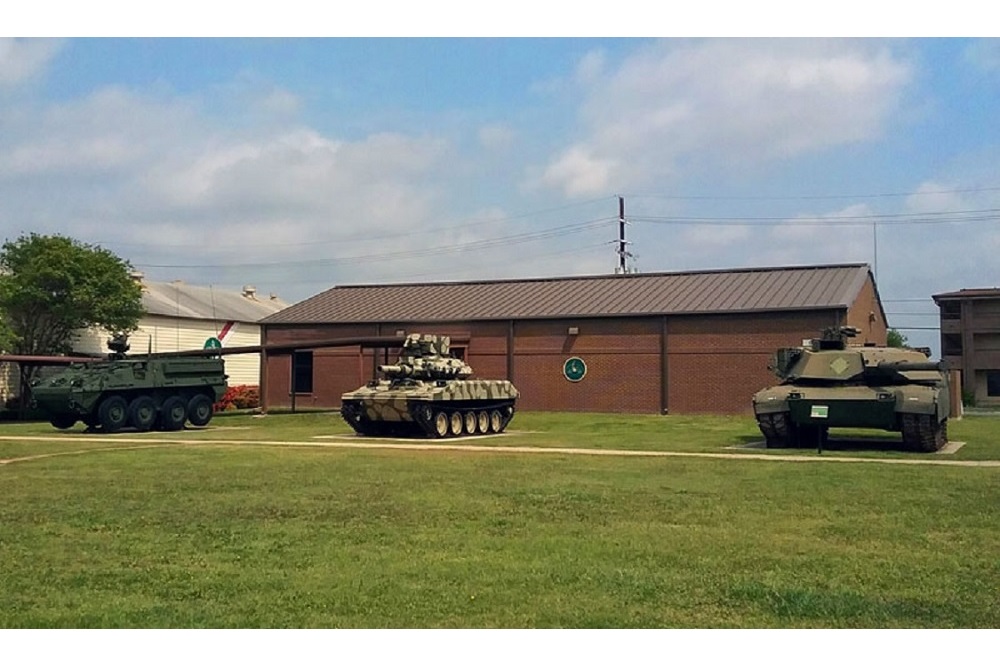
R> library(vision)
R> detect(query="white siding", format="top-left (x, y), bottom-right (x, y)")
top-left (76, 316), bottom-right (264, 386)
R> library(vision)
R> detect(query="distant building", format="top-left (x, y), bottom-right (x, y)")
top-left (933, 287), bottom-right (1000, 406)
top-left (75, 276), bottom-right (288, 386)
top-left (259, 263), bottom-right (887, 415)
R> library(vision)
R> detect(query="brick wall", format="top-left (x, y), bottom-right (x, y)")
top-left (262, 308), bottom-right (846, 414)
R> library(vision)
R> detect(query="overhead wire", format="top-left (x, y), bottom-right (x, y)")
top-left (136, 216), bottom-right (615, 270)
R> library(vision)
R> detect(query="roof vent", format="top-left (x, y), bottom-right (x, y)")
top-left (242, 285), bottom-right (257, 299)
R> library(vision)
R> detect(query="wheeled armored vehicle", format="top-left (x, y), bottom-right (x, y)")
top-left (31, 335), bottom-right (227, 433)
top-left (341, 333), bottom-right (518, 438)
top-left (752, 326), bottom-right (950, 452)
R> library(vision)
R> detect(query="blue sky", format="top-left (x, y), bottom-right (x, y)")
top-left (2, 11), bottom-right (1000, 354)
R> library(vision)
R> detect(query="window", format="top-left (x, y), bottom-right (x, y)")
top-left (987, 371), bottom-right (1000, 398)
top-left (941, 333), bottom-right (963, 356)
top-left (293, 351), bottom-right (313, 394)
top-left (939, 301), bottom-right (960, 320)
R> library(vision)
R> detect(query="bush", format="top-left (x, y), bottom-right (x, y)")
top-left (214, 385), bottom-right (260, 412)
top-left (962, 390), bottom-right (976, 408)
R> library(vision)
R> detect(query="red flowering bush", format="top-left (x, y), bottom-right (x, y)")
top-left (214, 385), bottom-right (260, 412)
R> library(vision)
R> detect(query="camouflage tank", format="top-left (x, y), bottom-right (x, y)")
top-left (341, 333), bottom-right (519, 438)
top-left (30, 335), bottom-right (228, 433)
top-left (752, 326), bottom-right (951, 452)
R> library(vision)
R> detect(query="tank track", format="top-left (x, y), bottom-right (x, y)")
top-left (410, 400), bottom-right (516, 438)
top-left (341, 399), bottom-right (516, 438)
top-left (756, 412), bottom-right (827, 448)
top-left (756, 411), bottom-right (795, 448)
top-left (901, 414), bottom-right (948, 453)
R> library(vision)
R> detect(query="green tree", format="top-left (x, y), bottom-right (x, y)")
top-left (0, 233), bottom-right (144, 356)
top-left (886, 328), bottom-right (909, 348)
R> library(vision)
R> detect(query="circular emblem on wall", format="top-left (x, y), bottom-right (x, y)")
top-left (563, 357), bottom-right (587, 382)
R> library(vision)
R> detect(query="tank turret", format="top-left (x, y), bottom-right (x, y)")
top-left (377, 333), bottom-right (473, 381)
top-left (341, 333), bottom-right (519, 438)
top-left (106, 333), bottom-right (131, 359)
top-left (752, 327), bottom-right (951, 452)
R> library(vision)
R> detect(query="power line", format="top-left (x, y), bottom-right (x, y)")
top-left (630, 208), bottom-right (1000, 226)
top-left (137, 217), bottom-right (613, 270)
top-left (99, 196), bottom-right (617, 251)
top-left (623, 185), bottom-right (1000, 202)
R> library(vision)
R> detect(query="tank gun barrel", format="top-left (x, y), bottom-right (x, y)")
top-left (378, 363), bottom-right (413, 377)
top-left (876, 360), bottom-right (949, 373)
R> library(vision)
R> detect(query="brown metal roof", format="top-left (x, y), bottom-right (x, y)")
top-left (262, 263), bottom-right (875, 325)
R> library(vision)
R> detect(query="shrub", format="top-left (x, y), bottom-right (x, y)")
top-left (214, 385), bottom-right (260, 412)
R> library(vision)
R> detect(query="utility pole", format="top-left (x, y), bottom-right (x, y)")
top-left (615, 195), bottom-right (632, 274)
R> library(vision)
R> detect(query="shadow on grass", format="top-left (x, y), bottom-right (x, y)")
top-left (733, 432), bottom-right (924, 454)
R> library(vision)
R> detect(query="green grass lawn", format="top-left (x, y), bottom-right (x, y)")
top-left (1, 411), bottom-right (998, 628)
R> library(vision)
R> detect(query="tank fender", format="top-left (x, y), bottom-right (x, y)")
top-left (752, 388), bottom-right (789, 415)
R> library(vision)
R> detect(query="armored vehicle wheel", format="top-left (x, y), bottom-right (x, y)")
top-left (158, 396), bottom-right (187, 431)
top-left (187, 394), bottom-right (213, 427)
top-left (50, 414), bottom-right (77, 430)
top-left (128, 396), bottom-right (157, 432)
top-left (488, 409), bottom-right (503, 433)
top-left (464, 411), bottom-right (477, 435)
top-left (98, 395), bottom-right (128, 433)
top-left (433, 411), bottom-right (450, 438)
top-left (477, 411), bottom-right (489, 434)
top-left (449, 412), bottom-right (463, 437)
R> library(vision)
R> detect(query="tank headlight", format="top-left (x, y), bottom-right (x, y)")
top-left (788, 392), bottom-right (802, 400)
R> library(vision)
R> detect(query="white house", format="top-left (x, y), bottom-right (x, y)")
top-left (75, 275), bottom-right (288, 386)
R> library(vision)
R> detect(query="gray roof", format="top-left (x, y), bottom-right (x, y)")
top-left (142, 280), bottom-right (289, 323)
top-left (262, 263), bottom-right (876, 325)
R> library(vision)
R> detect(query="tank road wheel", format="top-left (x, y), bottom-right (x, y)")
top-left (464, 411), bottom-right (478, 435)
top-left (488, 409), bottom-right (503, 433)
top-left (49, 414), bottom-right (77, 430)
top-left (433, 411), bottom-right (450, 438)
top-left (98, 395), bottom-right (128, 433)
top-left (187, 394), bottom-right (214, 427)
top-left (476, 410), bottom-right (490, 434)
top-left (449, 412), bottom-right (464, 437)
top-left (158, 396), bottom-right (187, 431)
top-left (127, 396), bottom-right (157, 432)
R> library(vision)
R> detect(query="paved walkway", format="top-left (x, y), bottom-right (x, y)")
top-left (2, 433), bottom-right (999, 467)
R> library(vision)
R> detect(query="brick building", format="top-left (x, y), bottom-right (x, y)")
top-left (259, 263), bottom-right (887, 415)
top-left (933, 287), bottom-right (1000, 407)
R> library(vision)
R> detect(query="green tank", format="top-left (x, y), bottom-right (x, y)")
top-left (341, 333), bottom-right (519, 438)
top-left (752, 326), bottom-right (951, 452)
top-left (30, 335), bottom-right (228, 433)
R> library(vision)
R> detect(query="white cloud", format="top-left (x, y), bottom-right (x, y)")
top-left (539, 145), bottom-right (617, 197)
top-left (0, 38), bottom-right (63, 86)
top-left (535, 39), bottom-right (913, 196)
top-left (478, 124), bottom-right (516, 152)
